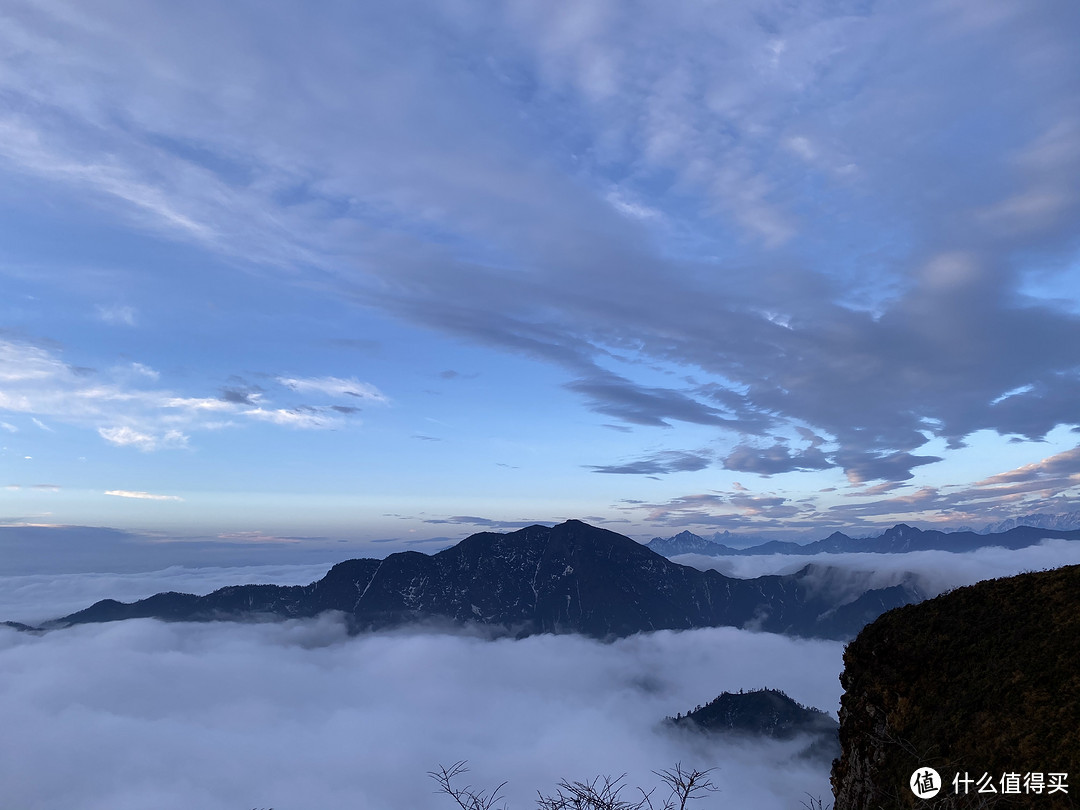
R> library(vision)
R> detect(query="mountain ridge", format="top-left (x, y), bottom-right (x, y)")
top-left (647, 522), bottom-right (1080, 557)
top-left (37, 520), bottom-right (922, 640)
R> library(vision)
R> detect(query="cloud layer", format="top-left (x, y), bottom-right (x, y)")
top-left (0, 616), bottom-right (841, 810)
top-left (675, 538), bottom-right (1080, 599)
top-left (1, 0), bottom-right (1078, 485)
top-left (0, 337), bottom-right (380, 449)
top-left (5, 543), bottom-right (1079, 809)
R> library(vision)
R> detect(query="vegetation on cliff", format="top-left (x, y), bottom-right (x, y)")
top-left (832, 564), bottom-right (1080, 809)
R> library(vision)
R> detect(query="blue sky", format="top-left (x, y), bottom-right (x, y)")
top-left (2, 0), bottom-right (1080, 555)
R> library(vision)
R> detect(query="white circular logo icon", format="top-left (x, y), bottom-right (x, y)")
top-left (910, 768), bottom-right (941, 799)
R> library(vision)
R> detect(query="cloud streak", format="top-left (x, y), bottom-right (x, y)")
top-left (277, 376), bottom-right (389, 403)
top-left (104, 490), bottom-right (183, 502)
top-left (0, 337), bottom-right (373, 449)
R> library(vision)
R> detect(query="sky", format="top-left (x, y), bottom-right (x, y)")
top-left (2, 0), bottom-right (1080, 557)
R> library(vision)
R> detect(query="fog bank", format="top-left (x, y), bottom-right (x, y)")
top-left (0, 562), bottom-right (334, 625)
top-left (0, 618), bottom-right (841, 810)
top-left (674, 538), bottom-right (1080, 598)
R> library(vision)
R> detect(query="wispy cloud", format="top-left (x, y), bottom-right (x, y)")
top-left (243, 407), bottom-right (342, 429)
top-left (98, 427), bottom-right (188, 451)
top-left (0, 337), bottom-right (369, 449)
top-left (277, 376), bottom-right (388, 403)
top-left (95, 304), bottom-right (137, 326)
top-left (0, 0), bottom-right (1077, 494)
top-left (104, 489), bottom-right (183, 501)
top-left (588, 450), bottom-right (712, 476)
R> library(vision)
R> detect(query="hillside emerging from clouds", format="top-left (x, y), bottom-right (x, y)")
top-left (48, 520), bottom-right (920, 640)
top-left (832, 564), bottom-right (1080, 810)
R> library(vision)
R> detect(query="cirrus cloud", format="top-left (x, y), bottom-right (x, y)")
top-left (104, 490), bottom-right (183, 502)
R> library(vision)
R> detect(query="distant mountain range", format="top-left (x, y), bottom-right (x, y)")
top-left (647, 522), bottom-right (1080, 557)
top-left (977, 510), bottom-right (1080, 534)
top-left (30, 520), bottom-right (924, 641)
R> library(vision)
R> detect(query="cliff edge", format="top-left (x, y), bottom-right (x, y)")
top-left (832, 564), bottom-right (1080, 809)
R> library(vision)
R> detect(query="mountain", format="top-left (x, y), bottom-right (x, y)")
top-left (44, 520), bottom-right (922, 640)
top-left (668, 687), bottom-right (838, 739)
top-left (979, 510), bottom-right (1080, 534)
top-left (645, 530), bottom-right (731, 556)
top-left (831, 564), bottom-right (1080, 810)
top-left (652, 523), bottom-right (1080, 558)
top-left (668, 688), bottom-right (840, 762)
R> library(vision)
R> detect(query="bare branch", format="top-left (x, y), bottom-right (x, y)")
top-left (429, 761), bottom-right (508, 810)
top-left (652, 763), bottom-right (719, 810)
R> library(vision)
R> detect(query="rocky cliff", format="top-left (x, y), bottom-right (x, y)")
top-left (832, 564), bottom-right (1080, 809)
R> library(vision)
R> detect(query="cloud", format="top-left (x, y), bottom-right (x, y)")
top-left (976, 444), bottom-right (1080, 486)
top-left (127, 362), bottom-right (159, 380)
top-left (95, 304), bottom-right (136, 326)
top-left (834, 450), bottom-right (944, 484)
top-left (0, 525), bottom-right (368, 579)
top-left (0, 338), bottom-right (368, 447)
top-left (588, 450), bottom-right (712, 475)
top-left (104, 490), bottom-right (183, 502)
top-left (675, 539), bottom-right (1080, 603)
top-left (98, 426), bottom-right (188, 451)
top-left (722, 444), bottom-right (832, 475)
top-left (625, 490), bottom-right (808, 531)
top-left (216, 531), bottom-right (300, 544)
top-left (823, 446), bottom-right (1080, 527)
top-left (0, 1), bottom-right (1078, 486)
top-left (565, 373), bottom-right (743, 429)
top-left (242, 406), bottom-right (342, 429)
top-left (277, 376), bottom-right (388, 403)
top-left (219, 386), bottom-right (259, 405)
top-left (0, 608), bottom-right (842, 810)
top-left (0, 562), bottom-right (335, 625)
top-left (422, 516), bottom-right (551, 530)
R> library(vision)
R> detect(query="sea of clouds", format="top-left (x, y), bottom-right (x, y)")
top-left (3, 540), bottom-right (1080, 810)
top-left (673, 538), bottom-right (1080, 600)
top-left (0, 617), bottom-right (841, 810)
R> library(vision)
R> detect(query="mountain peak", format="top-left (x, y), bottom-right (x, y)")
top-left (44, 518), bottom-right (921, 640)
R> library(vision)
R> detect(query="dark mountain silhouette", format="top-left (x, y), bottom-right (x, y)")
top-left (41, 520), bottom-right (922, 640)
top-left (831, 564), bottom-right (1080, 810)
top-left (667, 687), bottom-right (840, 762)
top-left (649, 523), bottom-right (1080, 558)
top-left (669, 687), bottom-right (838, 738)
